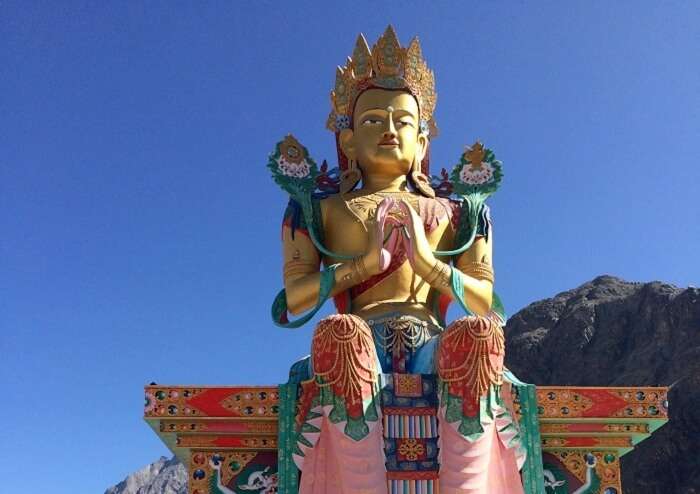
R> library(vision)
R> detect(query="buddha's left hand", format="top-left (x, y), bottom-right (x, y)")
top-left (399, 199), bottom-right (437, 278)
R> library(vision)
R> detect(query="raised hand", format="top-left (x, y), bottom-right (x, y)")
top-left (399, 199), bottom-right (437, 278)
top-left (361, 198), bottom-right (393, 276)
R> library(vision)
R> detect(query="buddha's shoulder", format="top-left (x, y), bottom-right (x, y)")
top-left (319, 194), bottom-right (361, 226)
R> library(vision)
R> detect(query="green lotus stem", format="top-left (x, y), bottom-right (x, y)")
top-left (433, 223), bottom-right (478, 256)
top-left (433, 195), bottom-right (485, 256)
top-left (300, 197), bottom-right (355, 260)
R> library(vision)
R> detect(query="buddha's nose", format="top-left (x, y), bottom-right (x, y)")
top-left (382, 123), bottom-right (397, 139)
top-left (383, 114), bottom-right (397, 137)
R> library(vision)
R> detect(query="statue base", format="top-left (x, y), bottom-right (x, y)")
top-left (144, 382), bottom-right (667, 494)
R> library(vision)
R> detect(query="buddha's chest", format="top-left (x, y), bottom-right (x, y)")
top-left (320, 194), bottom-right (454, 260)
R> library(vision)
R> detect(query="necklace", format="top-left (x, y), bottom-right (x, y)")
top-left (344, 190), bottom-right (420, 227)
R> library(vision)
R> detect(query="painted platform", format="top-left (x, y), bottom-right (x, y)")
top-left (144, 384), bottom-right (668, 494)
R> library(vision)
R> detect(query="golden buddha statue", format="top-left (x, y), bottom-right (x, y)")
top-left (269, 26), bottom-right (526, 494)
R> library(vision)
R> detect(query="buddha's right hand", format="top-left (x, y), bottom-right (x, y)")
top-left (362, 200), bottom-right (393, 276)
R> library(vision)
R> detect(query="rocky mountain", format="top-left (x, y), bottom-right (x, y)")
top-left (104, 456), bottom-right (186, 494)
top-left (505, 275), bottom-right (700, 494)
top-left (107, 275), bottom-right (698, 493)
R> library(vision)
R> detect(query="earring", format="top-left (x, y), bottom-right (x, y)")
top-left (409, 156), bottom-right (435, 198)
top-left (340, 159), bottom-right (362, 194)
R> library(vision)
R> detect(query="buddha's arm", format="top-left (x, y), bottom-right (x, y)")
top-left (282, 225), bottom-right (378, 315)
top-left (402, 200), bottom-right (493, 316)
top-left (420, 231), bottom-right (493, 316)
top-left (452, 236), bottom-right (494, 315)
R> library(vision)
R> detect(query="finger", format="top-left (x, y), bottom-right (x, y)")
top-left (376, 198), bottom-right (393, 233)
top-left (400, 227), bottom-right (417, 267)
top-left (407, 202), bottom-right (423, 227)
top-left (399, 200), bottom-right (418, 237)
top-left (379, 248), bottom-right (391, 271)
top-left (375, 215), bottom-right (386, 247)
top-left (399, 199), bottom-right (419, 222)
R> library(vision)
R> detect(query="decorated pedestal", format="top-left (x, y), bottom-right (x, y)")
top-left (145, 386), bottom-right (280, 494)
top-left (144, 383), bottom-right (667, 494)
top-left (535, 387), bottom-right (668, 494)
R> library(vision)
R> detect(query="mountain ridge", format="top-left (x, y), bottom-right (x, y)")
top-left (104, 455), bottom-right (186, 494)
top-left (505, 275), bottom-right (699, 493)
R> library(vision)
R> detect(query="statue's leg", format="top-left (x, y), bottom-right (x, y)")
top-left (436, 316), bottom-right (524, 494)
top-left (298, 314), bottom-right (387, 494)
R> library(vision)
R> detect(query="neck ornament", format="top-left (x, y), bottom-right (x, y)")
top-left (345, 190), bottom-right (420, 227)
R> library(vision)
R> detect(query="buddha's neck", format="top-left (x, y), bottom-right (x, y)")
top-left (361, 174), bottom-right (408, 193)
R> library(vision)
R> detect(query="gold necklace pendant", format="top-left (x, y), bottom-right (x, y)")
top-left (346, 191), bottom-right (420, 225)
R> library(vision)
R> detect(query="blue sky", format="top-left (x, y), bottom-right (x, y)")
top-left (1, 2), bottom-right (698, 492)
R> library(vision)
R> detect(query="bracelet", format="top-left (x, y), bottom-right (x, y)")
top-left (436, 262), bottom-right (451, 287)
top-left (272, 264), bottom-right (339, 329)
top-left (425, 260), bottom-right (451, 288)
top-left (458, 260), bottom-right (495, 283)
top-left (424, 261), bottom-right (441, 285)
top-left (356, 256), bottom-right (369, 281)
top-left (342, 256), bottom-right (369, 282)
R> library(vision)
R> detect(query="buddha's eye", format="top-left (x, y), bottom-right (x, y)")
top-left (362, 118), bottom-right (383, 126)
top-left (396, 119), bottom-right (414, 128)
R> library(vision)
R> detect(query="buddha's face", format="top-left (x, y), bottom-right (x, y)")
top-left (340, 89), bottom-right (427, 181)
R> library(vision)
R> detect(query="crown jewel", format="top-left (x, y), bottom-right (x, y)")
top-left (327, 26), bottom-right (437, 136)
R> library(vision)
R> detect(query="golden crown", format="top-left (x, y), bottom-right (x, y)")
top-left (327, 26), bottom-right (437, 136)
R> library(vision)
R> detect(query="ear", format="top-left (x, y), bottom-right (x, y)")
top-left (339, 128), bottom-right (356, 160)
top-left (416, 133), bottom-right (428, 163)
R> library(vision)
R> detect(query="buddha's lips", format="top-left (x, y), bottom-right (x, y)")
top-left (378, 138), bottom-right (399, 146)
